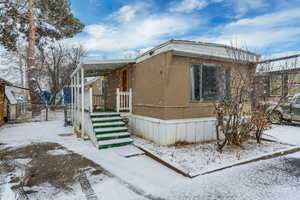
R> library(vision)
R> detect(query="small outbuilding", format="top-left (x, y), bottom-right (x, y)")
top-left (0, 78), bottom-right (29, 125)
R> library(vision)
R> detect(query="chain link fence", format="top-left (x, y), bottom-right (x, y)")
top-left (7, 103), bottom-right (71, 125)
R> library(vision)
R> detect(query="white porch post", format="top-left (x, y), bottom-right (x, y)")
top-left (73, 76), bottom-right (76, 125)
top-left (129, 88), bottom-right (132, 113)
top-left (76, 72), bottom-right (80, 125)
top-left (74, 74), bottom-right (78, 124)
top-left (89, 87), bottom-right (93, 113)
top-left (116, 88), bottom-right (120, 112)
top-left (73, 76), bottom-right (76, 124)
top-left (71, 77), bottom-right (74, 124)
top-left (81, 66), bottom-right (85, 138)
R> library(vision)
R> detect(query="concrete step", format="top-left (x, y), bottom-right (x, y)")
top-left (91, 112), bottom-right (120, 118)
top-left (91, 116), bottom-right (122, 123)
top-left (96, 132), bottom-right (130, 141)
top-left (94, 127), bottom-right (128, 134)
top-left (93, 121), bottom-right (125, 128)
top-left (98, 138), bottom-right (133, 149)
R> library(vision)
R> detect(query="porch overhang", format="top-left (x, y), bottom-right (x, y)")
top-left (71, 59), bottom-right (135, 78)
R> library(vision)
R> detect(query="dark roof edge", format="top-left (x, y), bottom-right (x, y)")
top-left (136, 39), bottom-right (261, 59)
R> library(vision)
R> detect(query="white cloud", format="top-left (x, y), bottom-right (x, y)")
top-left (194, 8), bottom-right (300, 50)
top-left (110, 5), bottom-right (137, 23)
top-left (169, 0), bottom-right (267, 16)
top-left (84, 24), bottom-right (113, 38)
top-left (78, 15), bottom-right (196, 51)
top-left (109, 2), bottom-right (150, 24)
top-left (67, 3), bottom-right (202, 53)
top-left (170, 0), bottom-right (208, 13)
top-left (264, 51), bottom-right (300, 59)
top-left (231, 0), bottom-right (268, 17)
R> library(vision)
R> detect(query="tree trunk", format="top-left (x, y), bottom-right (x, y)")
top-left (27, 0), bottom-right (40, 117)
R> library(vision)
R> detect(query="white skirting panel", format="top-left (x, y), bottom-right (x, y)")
top-left (83, 112), bottom-right (98, 148)
top-left (126, 114), bottom-right (218, 146)
top-left (73, 111), bottom-right (98, 148)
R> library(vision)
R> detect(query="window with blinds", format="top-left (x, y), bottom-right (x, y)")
top-left (190, 64), bottom-right (230, 101)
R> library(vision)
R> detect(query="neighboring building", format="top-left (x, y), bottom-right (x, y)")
top-left (257, 54), bottom-right (300, 100)
top-left (70, 40), bottom-right (260, 148)
top-left (5, 86), bottom-right (19, 120)
top-left (83, 77), bottom-right (107, 111)
top-left (0, 78), bottom-right (10, 124)
top-left (0, 78), bottom-right (28, 124)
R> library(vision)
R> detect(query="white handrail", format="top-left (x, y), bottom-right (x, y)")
top-left (116, 88), bottom-right (132, 113)
top-left (89, 87), bottom-right (93, 113)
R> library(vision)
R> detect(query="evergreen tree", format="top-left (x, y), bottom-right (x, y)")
top-left (0, 0), bottom-right (84, 51)
top-left (0, 0), bottom-right (84, 115)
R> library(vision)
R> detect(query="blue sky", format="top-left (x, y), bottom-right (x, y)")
top-left (68, 0), bottom-right (300, 60)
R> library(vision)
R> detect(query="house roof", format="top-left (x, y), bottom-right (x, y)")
top-left (5, 87), bottom-right (17, 105)
top-left (71, 59), bottom-right (135, 77)
top-left (71, 40), bottom-right (261, 78)
top-left (0, 78), bottom-right (13, 87)
top-left (136, 40), bottom-right (261, 63)
top-left (84, 77), bottom-right (99, 87)
top-left (257, 54), bottom-right (300, 74)
top-left (0, 78), bottom-right (30, 90)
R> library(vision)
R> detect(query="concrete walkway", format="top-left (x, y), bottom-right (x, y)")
top-left (264, 124), bottom-right (300, 145)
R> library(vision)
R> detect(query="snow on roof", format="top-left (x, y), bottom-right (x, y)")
top-left (72, 40), bottom-right (261, 78)
top-left (5, 86), bottom-right (17, 104)
top-left (135, 40), bottom-right (260, 63)
top-left (257, 54), bottom-right (300, 73)
top-left (84, 77), bottom-right (99, 87)
top-left (0, 78), bottom-right (13, 86)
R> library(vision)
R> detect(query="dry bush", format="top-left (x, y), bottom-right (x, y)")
top-left (215, 44), bottom-right (297, 152)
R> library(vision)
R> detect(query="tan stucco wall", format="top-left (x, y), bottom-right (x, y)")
top-left (105, 52), bottom-right (255, 120)
top-left (131, 52), bottom-right (171, 118)
top-left (106, 70), bottom-right (119, 110)
top-left (163, 55), bottom-right (254, 119)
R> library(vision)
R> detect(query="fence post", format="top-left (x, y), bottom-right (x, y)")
top-left (89, 87), bottom-right (93, 113)
top-left (116, 88), bottom-right (120, 112)
top-left (64, 105), bottom-right (67, 125)
top-left (129, 88), bottom-right (132, 113)
top-left (46, 105), bottom-right (48, 121)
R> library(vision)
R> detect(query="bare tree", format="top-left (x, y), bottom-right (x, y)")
top-left (215, 45), bottom-right (298, 151)
top-left (0, 45), bottom-right (27, 87)
top-left (214, 45), bottom-right (258, 151)
top-left (36, 42), bottom-right (86, 106)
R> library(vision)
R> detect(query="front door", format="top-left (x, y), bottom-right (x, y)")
top-left (121, 69), bottom-right (128, 92)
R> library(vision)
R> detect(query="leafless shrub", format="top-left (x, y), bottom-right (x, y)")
top-left (215, 44), bottom-right (297, 151)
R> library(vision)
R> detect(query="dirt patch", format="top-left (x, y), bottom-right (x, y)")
top-left (0, 142), bottom-right (107, 191)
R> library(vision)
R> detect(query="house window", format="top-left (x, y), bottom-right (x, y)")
top-left (270, 75), bottom-right (282, 96)
top-left (190, 64), bottom-right (230, 101)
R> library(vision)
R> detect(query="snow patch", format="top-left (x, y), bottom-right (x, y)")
top-left (47, 149), bottom-right (70, 155)
top-left (5, 86), bottom-right (17, 104)
top-left (133, 135), bottom-right (292, 176)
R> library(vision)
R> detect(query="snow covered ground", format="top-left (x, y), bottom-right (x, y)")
top-left (159, 151), bottom-right (300, 200)
top-left (264, 124), bottom-right (300, 145)
top-left (0, 120), bottom-right (184, 199)
top-left (134, 135), bottom-right (292, 176)
top-left (1, 119), bottom-right (300, 200)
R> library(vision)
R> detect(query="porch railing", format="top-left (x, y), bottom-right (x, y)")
top-left (116, 88), bottom-right (132, 113)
